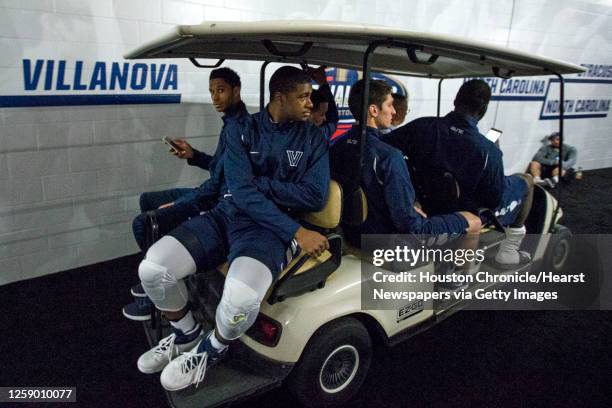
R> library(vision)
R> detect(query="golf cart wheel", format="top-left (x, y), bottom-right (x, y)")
top-left (286, 317), bottom-right (372, 407)
top-left (543, 225), bottom-right (572, 273)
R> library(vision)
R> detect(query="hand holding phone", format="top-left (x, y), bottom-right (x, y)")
top-left (172, 139), bottom-right (194, 159)
top-left (162, 137), bottom-right (182, 154)
top-left (486, 128), bottom-right (502, 143)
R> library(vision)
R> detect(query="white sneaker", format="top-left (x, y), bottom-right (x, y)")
top-left (494, 226), bottom-right (532, 269)
top-left (544, 178), bottom-right (556, 188)
top-left (437, 263), bottom-right (468, 291)
top-left (137, 330), bottom-right (201, 374)
top-left (160, 331), bottom-right (228, 391)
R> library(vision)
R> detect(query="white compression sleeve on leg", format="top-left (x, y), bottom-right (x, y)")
top-left (215, 257), bottom-right (273, 341)
top-left (138, 235), bottom-right (197, 312)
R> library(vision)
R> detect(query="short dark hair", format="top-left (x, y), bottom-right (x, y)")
top-left (269, 66), bottom-right (311, 96)
top-left (348, 79), bottom-right (392, 121)
top-left (392, 93), bottom-right (407, 110)
top-left (209, 67), bottom-right (241, 88)
top-left (548, 132), bottom-right (560, 141)
top-left (454, 79), bottom-right (491, 113)
top-left (311, 88), bottom-right (327, 109)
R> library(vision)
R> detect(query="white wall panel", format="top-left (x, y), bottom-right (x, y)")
top-left (112, 0), bottom-right (162, 22)
top-left (1, 0), bottom-right (54, 12)
top-left (38, 121), bottom-right (95, 148)
top-left (0, 124), bottom-right (38, 151)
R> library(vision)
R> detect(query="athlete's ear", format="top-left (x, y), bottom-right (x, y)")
top-left (368, 104), bottom-right (379, 118)
top-left (270, 91), bottom-right (282, 104)
top-left (279, 92), bottom-right (289, 107)
top-left (232, 86), bottom-right (241, 100)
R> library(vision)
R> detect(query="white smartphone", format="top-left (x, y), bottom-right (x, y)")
top-left (162, 137), bottom-right (181, 154)
top-left (486, 128), bottom-right (502, 143)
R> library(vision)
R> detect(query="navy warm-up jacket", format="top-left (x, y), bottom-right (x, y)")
top-left (223, 108), bottom-right (330, 244)
top-left (382, 111), bottom-right (505, 212)
top-left (317, 83), bottom-right (339, 140)
top-left (331, 125), bottom-right (468, 235)
top-left (174, 101), bottom-right (249, 209)
top-left (186, 148), bottom-right (213, 170)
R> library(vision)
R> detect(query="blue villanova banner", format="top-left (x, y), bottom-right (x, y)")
top-left (0, 59), bottom-right (181, 108)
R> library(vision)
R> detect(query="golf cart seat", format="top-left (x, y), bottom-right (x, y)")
top-left (335, 169), bottom-right (507, 259)
top-left (408, 164), bottom-right (507, 233)
top-left (214, 180), bottom-right (343, 305)
top-left (411, 167), bottom-right (461, 216)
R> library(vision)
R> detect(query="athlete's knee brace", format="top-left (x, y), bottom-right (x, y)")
top-left (138, 259), bottom-right (188, 312)
top-left (215, 278), bottom-right (261, 341)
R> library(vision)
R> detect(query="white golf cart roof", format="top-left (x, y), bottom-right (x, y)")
top-left (125, 20), bottom-right (585, 78)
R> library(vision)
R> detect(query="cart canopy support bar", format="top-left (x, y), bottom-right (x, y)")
top-left (189, 58), bottom-right (224, 68)
top-left (550, 72), bottom-right (565, 231)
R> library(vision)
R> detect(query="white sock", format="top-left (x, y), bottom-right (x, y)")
top-left (170, 311), bottom-right (199, 335)
top-left (495, 225), bottom-right (527, 264)
top-left (211, 331), bottom-right (228, 351)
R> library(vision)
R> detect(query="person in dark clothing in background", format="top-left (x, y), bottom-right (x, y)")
top-left (306, 65), bottom-right (339, 139)
top-left (383, 79), bottom-right (534, 267)
top-left (381, 92), bottom-right (409, 134)
top-left (330, 79), bottom-right (481, 247)
top-left (529, 131), bottom-right (577, 188)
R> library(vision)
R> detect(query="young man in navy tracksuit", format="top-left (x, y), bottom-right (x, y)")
top-left (131, 67), bottom-right (248, 251)
top-left (123, 68), bottom-right (248, 321)
top-left (331, 79), bottom-right (481, 247)
top-left (135, 66), bottom-right (330, 391)
top-left (382, 79), bottom-right (534, 267)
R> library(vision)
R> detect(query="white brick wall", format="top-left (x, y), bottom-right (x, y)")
top-left (0, 0), bottom-right (611, 285)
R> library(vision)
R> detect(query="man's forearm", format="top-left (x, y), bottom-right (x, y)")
top-left (187, 149), bottom-right (213, 170)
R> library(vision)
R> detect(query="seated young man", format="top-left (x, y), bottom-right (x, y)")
top-left (135, 66), bottom-right (330, 391)
top-left (123, 67), bottom-right (248, 320)
top-left (382, 79), bottom-right (534, 267)
top-left (528, 131), bottom-right (577, 188)
top-left (306, 66), bottom-right (339, 139)
top-left (130, 67), bottom-right (248, 251)
top-left (330, 79), bottom-right (481, 247)
top-left (380, 92), bottom-right (409, 134)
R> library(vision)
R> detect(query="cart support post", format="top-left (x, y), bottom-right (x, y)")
top-left (260, 61), bottom-right (271, 111)
top-left (550, 72), bottom-right (565, 231)
top-left (437, 78), bottom-right (444, 117)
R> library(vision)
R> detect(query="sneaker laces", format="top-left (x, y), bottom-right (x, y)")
top-left (153, 333), bottom-right (177, 363)
top-left (180, 350), bottom-right (208, 388)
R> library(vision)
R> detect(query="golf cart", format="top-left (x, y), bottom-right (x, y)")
top-left (125, 20), bottom-right (584, 408)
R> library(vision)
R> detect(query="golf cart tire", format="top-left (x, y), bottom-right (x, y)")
top-left (543, 225), bottom-right (572, 273)
top-left (286, 317), bottom-right (372, 407)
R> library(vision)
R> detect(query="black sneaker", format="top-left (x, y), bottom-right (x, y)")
top-left (131, 283), bottom-right (147, 297)
top-left (122, 296), bottom-right (153, 321)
